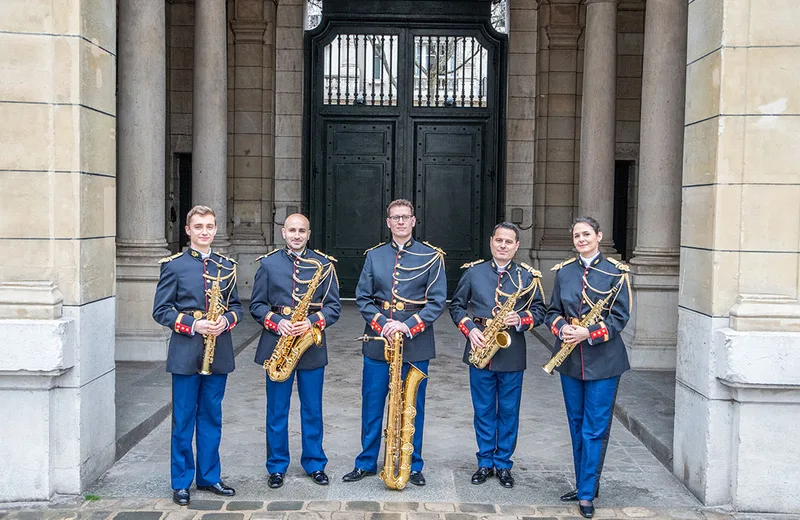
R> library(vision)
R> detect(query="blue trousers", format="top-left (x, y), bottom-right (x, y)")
top-left (560, 374), bottom-right (620, 501)
top-left (266, 366), bottom-right (327, 475)
top-left (171, 373), bottom-right (228, 490)
top-left (469, 366), bottom-right (524, 470)
top-left (355, 356), bottom-right (429, 473)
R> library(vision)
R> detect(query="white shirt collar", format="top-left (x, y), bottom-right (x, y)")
top-left (580, 252), bottom-right (600, 267)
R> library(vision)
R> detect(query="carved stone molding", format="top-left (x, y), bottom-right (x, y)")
top-left (231, 20), bottom-right (267, 43)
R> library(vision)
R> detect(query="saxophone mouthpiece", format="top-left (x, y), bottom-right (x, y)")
top-left (354, 335), bottom-right (372, 342)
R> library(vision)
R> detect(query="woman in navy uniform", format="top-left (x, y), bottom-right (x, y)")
top-left (546, 216), bottom-right (631, 519)
top-left (342, 199), bottom-right (447, 487)
top-left (450, 222), bottom-right (547, 488)
top-left (249, 214), bottom-right (341, 489)
top-left (152, 205), bottom-right (243, 506)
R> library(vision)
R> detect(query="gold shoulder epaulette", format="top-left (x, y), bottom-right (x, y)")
top-left (158, 252), bottom-right (183, 264)
top-left (422, 241), bottom-right (446, 256)
top-left (217, 252), bottom-right (237, 264)
top-left (607, 257), bottom-right (630, 272)
top-left (314, 249), bottom-right (338, 262)
top-left (255, 249), bottom-right (280, 262)
top-left (460, 259), bottom-right (485, 269)
top-left (520, 262), bottom-right (542, 277)
top-left (363, 242), bottom-right (385, 255)
top-left (550, 257), bottom-right (577, 271)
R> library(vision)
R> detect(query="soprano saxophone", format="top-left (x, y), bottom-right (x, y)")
top-left (356, 332), bottom-right (426, 490)
top-left (542, 289), bottom-right (615, 375)
top-left (264, 257), bottom-right (325, 382)
top-left (199, 272), bottom-right (224, 375)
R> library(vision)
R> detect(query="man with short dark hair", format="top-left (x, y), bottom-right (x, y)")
top-left (449, 222), bottom-right (546, 488)
top-left (153, 205), bottom-right (243, 506)
top-left (342, 199), bottom-right (447, 487)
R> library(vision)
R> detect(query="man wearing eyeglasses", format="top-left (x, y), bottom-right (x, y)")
top-left (342, 199), bottom-right (447, 487)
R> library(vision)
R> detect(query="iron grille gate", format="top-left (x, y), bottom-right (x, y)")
top-left (305, 16), bottom-right (507, 297)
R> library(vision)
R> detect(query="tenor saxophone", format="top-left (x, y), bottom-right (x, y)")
top-left (264, 257), bottom-right (325, 382)
top-left (356, 332), bottom-right (426, 490)
top-left (199, 272), bottom-right (224, 375)
top-left (542, 290), bottom-right (615, 374)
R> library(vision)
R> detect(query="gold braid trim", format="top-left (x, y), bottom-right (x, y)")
top-left (363, 242), bottom-right (386, 255)
top-left (255, 249), bottom-right (280, 262)
top-left (158, 252), bottom-right (183, 264)
top-left (460, 259), bottom-right (485, 269)
top-left (550, 257), bottom-right (576, 271)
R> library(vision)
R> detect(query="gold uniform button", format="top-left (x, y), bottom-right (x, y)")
top-left (193, 310), bottom-right (204, 319)
top-left (395, 301), bottom-right (405, 311)
top-left (283, 306), bottom-right (292, 315)
top-left (382, 301), bottom-right (391, 310)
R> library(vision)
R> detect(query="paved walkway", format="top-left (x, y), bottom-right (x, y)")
top-left (2, 304), bottom-right (741, 519)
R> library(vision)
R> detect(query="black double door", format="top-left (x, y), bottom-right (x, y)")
top-left (305, 16), bottom-right (507, 297)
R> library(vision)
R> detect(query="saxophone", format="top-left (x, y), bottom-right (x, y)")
top-left (264, 257), bottom-right (325, 382)
top-left (542, 289), bottom-right (616, 374)
top-left (356, 332), bottom-right (427, 490)
top-left (468, 279), bottom-right (526, 369)
top-left (199, 272), bottom-right (224, 375)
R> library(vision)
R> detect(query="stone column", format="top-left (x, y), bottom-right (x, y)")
top-left (624, 0), bottom-right (687, 369)
top-left (193, 0), bottom-right (231, 250)
top-left (578, 0), bottom-right (617, 249)
top-left (116, 0), bottom-right (172, 361)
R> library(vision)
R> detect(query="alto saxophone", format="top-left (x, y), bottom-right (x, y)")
top-left (469, 273), bottom-right (527, 369)
top-left (356, 332), bottom-right (426, 490)
top-left (264, 257), bottom-right (325, 382)
top-left (199, 272), bottom-right (224, 375)
top-left (542, 289), bottom-right (615, 374)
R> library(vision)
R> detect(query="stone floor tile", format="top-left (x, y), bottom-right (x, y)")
top-left (307, 502), bottom-right (342, 512)
top-left (112, 513), bottom-right (164, 520)
top-left (701, 513), bottom-right (734, 520)
top-left (620, 507), bottom-right (658, 518)
top-left (519, 517), bottom-right (559, 520)
top-left (534, 506), bottom-right (575, 517)
top-left (153, 500), bottom-right (182, 511)
top-left (368, 514), bottom-right (403, 520)
top-left (383, 503), bottom-right (420, 512)
top-left (423, 505), bottom-right (454, 513)
top-left (405, 514), bottom-right (441, 520)
top-left (161, 511), bottom-right (199, 520)
top-left (345, 503), bottom-right (380, 513)
top-left (660, 510), bottom-right (703, 520)
top-left (456, 504), bottom-right (495, 514)
top-left (225, 502), bottom-right (264, 511)
top-left (114, 500), bottom-right (158, 511)
top-left (442, 514), bottom-right (476, 520)
top-left (197, 514), bottom-right (245, 520)
top-left (82, 501), bottom-right (119, 511)
top-left (286, 513), bottom-right (330, 520)
top-left (331, 513), bottom-right (367, 520)
top-left (249, 513), bottom-right (286, 520)
top-left (496, 505), bottom-right (538, 515)
top-left (265, 502), bottom-right (303, 512)
top-left (187, 502), bottom-right (225, 512)
top-left (74, 512), bottom-right (114, 520)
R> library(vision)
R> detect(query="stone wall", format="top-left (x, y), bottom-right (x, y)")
top-left (674, 0), bottom-right (800, 513)
top-left (0, 0), bottom-right (117, 500)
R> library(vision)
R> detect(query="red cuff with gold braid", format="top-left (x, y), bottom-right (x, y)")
top-left (550, 316), bottom-right (566, 337)
top-left (458, 317), bottom-right (471, 338)
top-left (264, 311), bottom-right (280, 332)
top-left (175, 313), bottom-right (192, 335)
top-left (314, 311), bottom-right (326, 330)
top-left (519, 311), bottom-right (533, 328)
top-left (370, 313), bottom-right (383, 334)
top-left (409, 314), bottom-right (425, 336)
top-left (589, 321), bottom-right (609, 342)
top-left (228, 312), bottom-right (239, 331)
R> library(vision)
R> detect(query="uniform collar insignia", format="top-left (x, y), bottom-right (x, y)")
top-left (391, 238), bottom-right (414, 250)
top-left (190, 248), bottom-right (200, 258)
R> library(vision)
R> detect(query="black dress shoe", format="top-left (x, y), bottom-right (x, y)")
top-left (471, 466), bottom-right (494, 485)
top-left (197, 482), bottom-right (235, 497)
top-left (409, 471), bottom-right (426, 486)
top-left (341, 468), bottom-right (376, 482)
top-left (579, 502), bottom-right (594, 518)
top-left (172, 488), bottom-right (190, 506)
top-left (268, 472), bottom-right (284, 489)
top-left (560, 489), bottom-right (578, 501)
top-left (496, 468), bottom-right (514, 488)
top-left (310, 470), bottom-right (329, 485)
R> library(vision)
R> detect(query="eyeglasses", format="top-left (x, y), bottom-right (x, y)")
top-left (388, 215), bottom-right (414, 222)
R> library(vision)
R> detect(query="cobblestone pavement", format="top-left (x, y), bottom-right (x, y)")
top-left (0, 496), bottom-right (742, 520)
top-left (3, 305), bottom-right (745, 519)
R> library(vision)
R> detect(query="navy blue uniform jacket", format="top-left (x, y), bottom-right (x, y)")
top-left (152, 249), bottom-right (243, 375)
top-left (249, 248), bottom-right (341, 369)
top-left (545, 254), bottom-right (631, 380)
top-left (450, 259), bottom-right (547, 372)
top-left (355, 238), bottom-right (447, 363)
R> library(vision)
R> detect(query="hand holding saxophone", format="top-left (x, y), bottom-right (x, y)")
top-left (381, 319), bottom-right (409, 338)
top-left (502, 311), bottom-right (521, 327)
top-left (195, 317), bottom-right (227, 337)
top-left (467, 328), bottom-right (485, 351)
top-left (277, 318), bottom-right (312, 336)
top-left (561, 324), bottom-right (590, 344)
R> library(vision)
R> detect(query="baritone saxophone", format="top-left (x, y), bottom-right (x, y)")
top-left (356, 332), bottom-right (426, 490)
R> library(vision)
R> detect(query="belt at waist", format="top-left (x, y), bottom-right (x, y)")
top-left (270, 304), bottom-right (323, 315)
top-left (180, 309), bottom-right (206, 319)
top-left (373, 299), bottom-right (425, 312)
top-left (472, 316), bottom-right (493, 326)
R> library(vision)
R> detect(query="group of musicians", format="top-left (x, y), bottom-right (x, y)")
top-left (153, 201), bottom-right (631, 519)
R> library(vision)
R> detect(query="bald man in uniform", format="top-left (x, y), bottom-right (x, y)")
top-left (250, 214), bottom-right (341, 488)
